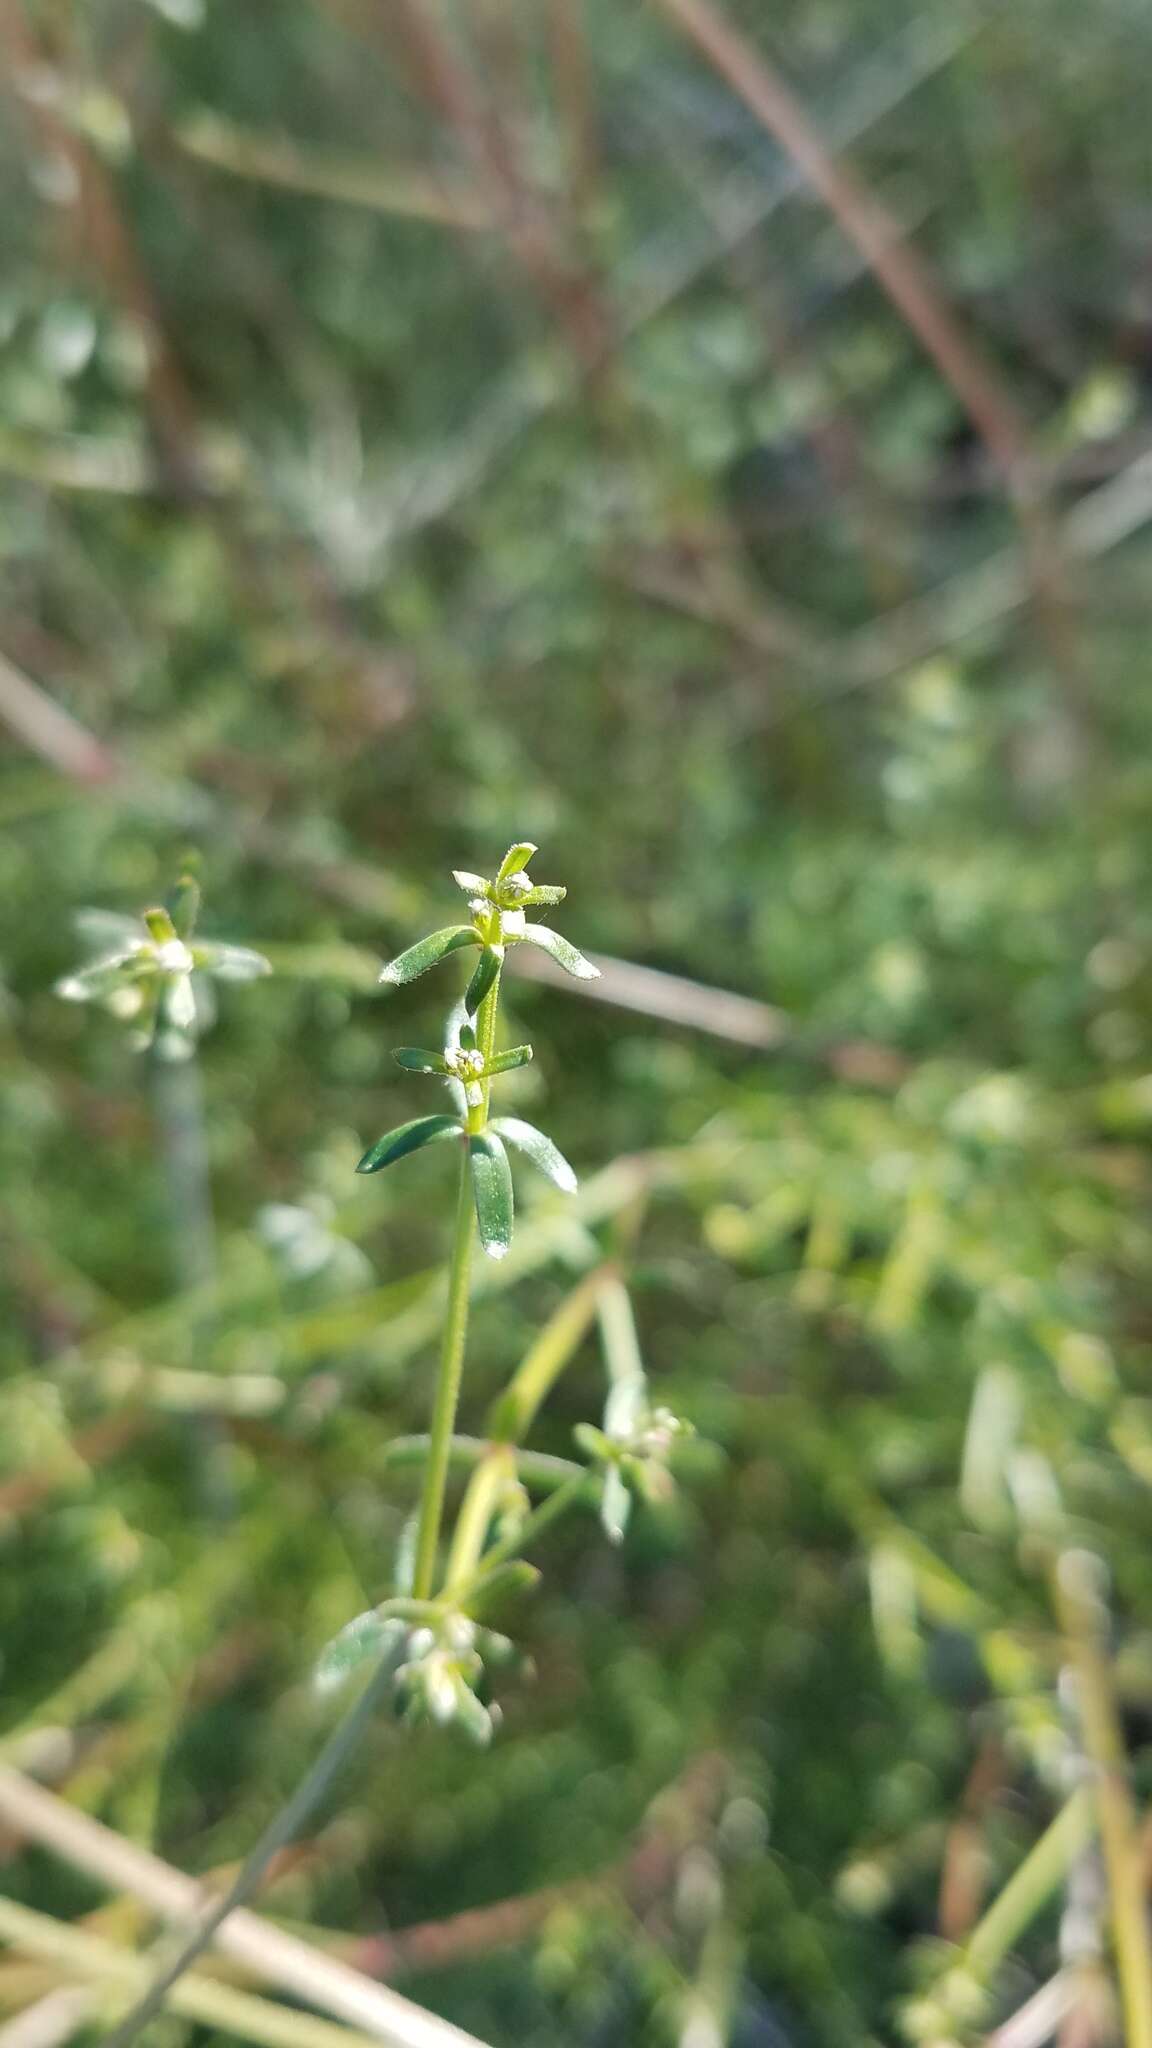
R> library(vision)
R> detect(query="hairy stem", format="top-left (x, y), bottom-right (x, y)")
top-left (476, 960), bottom-right (503, 1122)
top-left (411, 1152), bottom-right (476, 1600)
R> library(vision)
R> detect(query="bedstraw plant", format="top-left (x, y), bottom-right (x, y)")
top-left (321, 841), bottom-right (692, 1743)
top-left (55, 844), bottom-right (693, 2048)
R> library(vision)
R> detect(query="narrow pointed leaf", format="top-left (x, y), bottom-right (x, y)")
top-left (463, 1560), bottom-right (541, 1621)
top-left (469, 1131), bottom-right (514, 1260)
top-left (497, 842), bottom-right (537, 882)
top-left (520, 924), bottom-right (599, 979)
top-left (56, 951), bottom-right (143, 1001)
top-left (452, 870), bottom-right (489, 896)
top-left (194, 940), bottom-right (272, 981)
top-left (486, 1044), bottom-right (533, 1075)
top-left (314, 1610), bottom-right (404, 1694)
top-left (75, 909), bottom-right (145, 951)
top-left (464, 943), bottom-right (503, 1017)
top-left (392, 1046), bottom-right (448, 1073)
top-left (167, 872), bottom-right (202, 941)
top-left (458, 1020), bottom-right (477, 1052)
top-left (490, 1116), bottom-right (577, 1193)
top-left (143, 905), bottom-right (178, 945)
top-left (601, 1466), bottom-right (632, 1545)
top-left (522, 885), bottom-right (566, 906)
top-left (357, 1114), bottom-right (461, 1173)
top-left (379, 925), bottom-right (477, 986)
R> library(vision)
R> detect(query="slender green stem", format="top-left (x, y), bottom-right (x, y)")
top-left (964, 1786), bottom-right (1093, 1982)
top-left (1054, 1549), bottom-right (1152, 2048)
top-left (459, 1472), bottom-right (594, 1606)
top-left (475, 960), bottom-right (502, 1125)
top-left (411, 1150), bottom-right (476, 1600)
top-left (100, 1646), bottom-right (403, 2048)
top-left (445, 1444), bottom-right (515, 1593)
top-left (486, 1266), bottom-right (607, 1440)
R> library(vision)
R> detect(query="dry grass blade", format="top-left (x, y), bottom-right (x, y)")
top-left (0, 1768), bottom-right (488, 2048)
top-left (174, 114), bottom-right (494, 228)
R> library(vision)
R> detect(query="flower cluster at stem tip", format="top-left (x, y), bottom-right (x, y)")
top-left (55, 870), bottom-right (270, 1060)
top-left (355, 843), bottom-right (599, 1261)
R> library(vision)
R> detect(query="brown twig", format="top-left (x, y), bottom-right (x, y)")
top-left (0, 0), bottom-right (200, 490)
top-left (649, 0), bottom-right (1088, 714)
top-left (375, 0), bottom-right (616, 382)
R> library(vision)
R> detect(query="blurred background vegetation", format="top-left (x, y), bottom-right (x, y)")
top-left (3, 1), bottom-right (1152, 2043)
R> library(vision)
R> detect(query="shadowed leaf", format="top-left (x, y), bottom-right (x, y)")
top-left (356, 1114), bottom-right (461, 1173)
top-left (469, 1131), bottom-right (514, 1259)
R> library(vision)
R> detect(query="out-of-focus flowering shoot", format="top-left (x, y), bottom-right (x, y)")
top-left (55, 869), bottom-right (270, 1060)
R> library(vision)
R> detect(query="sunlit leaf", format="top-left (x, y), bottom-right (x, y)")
top-left (490, 1116), bottom-right (576, 1192)
top-left (496, 842), bottom-right (538, 881)
top-left (486, 1044), bottom-right (533, 1075)
top-left (379, 925), bottom-right (477, 986)
top-left (520, 924), bottom-right (599, 979)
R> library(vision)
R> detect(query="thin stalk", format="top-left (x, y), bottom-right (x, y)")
top-left (450, 1263), bottom-right (609, 1592)
top-left (444, 1445), bottom-right (515, 1594)
top-left (151, 1042), bottom-right (232, 1520)
top-left (459, 1472), bottom-right (593, 1605)
top-left (486, 1266), bottom-right (607, 1440)
top-left (964, 1786), bottom-right (1093, 1983)
top-left (98, 1648), bottom-right (404, 2048)
top-left (1054, 1550), bottom-right (1152, 2048)
top-left (411, 1153), bottom-right (476, 1600)
top-left (475, 962), bottom-right (502, 1121)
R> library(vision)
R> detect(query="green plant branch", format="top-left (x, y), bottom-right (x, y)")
top-left (411, 1153), bottom-right (477, 1601)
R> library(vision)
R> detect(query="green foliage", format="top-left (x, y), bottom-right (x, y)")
top-left (4, 1), bottom-right (1152, 2043)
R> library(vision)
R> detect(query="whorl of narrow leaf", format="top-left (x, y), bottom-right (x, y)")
top-left (490, 1116), bottom-right (577, 1193)
top-left (356, 1114), bottom-right (462, 1174)
top-left (521, 923), bottom-right (599, 979)
top-left (468, 1130), bottom-right (514, 1259)
top-left (378, 925), bottom-right (477, 987)
top-left (464, 943), bottom-right (503, 1017)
